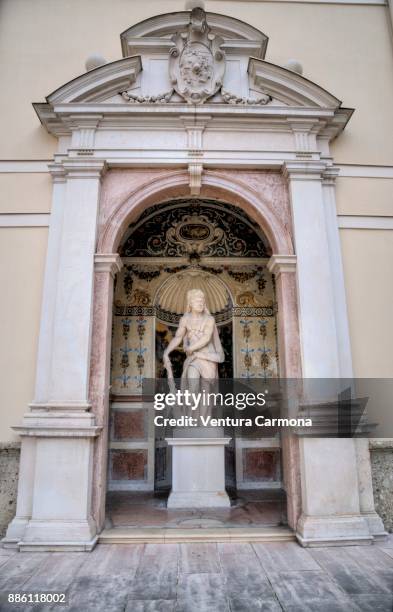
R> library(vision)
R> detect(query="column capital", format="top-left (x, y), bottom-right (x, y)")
top-left (283, 161), bottom-right (327, 182)
top-left (94, 253), bottom-right (123, 277)
top-left (48, 162), bottom-right (67, 183)
top-left (322, 165), bottom-right (340, 185)
top-left (67, 114), bottom-right (103, 129)
top-left (61, 158), bottom-right (107, 180)
top-left (267, 254), bottom-right (297, 276)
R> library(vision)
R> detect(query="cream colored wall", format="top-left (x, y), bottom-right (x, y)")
top-left (336, 177), bottom-right (393, 216)
top-left (0, 0), bottom-right (393, 163)
top-left (0, 174), bottom-right (52, 214)
top-left (340, 229), bottom-right (393, 377)
top-left (0, 0), bottom-right (392, 441)
top-left (0, 228), bottom-right (48, 441)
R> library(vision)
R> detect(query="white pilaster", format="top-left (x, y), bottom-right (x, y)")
top-left (284, 161), bottom-right (340, 379)
top-left (284, 161), bottom-right (374, 546)
top-left (4, 159), bottom-right (106, 550)
top-left (34, 164), bottom-right (67, 403)
top-left (48, 159), bottom-right (106, 404)
top-left (321, 167), bottom-right (353, 379)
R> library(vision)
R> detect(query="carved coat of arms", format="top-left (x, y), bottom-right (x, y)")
top-left (169, 8), bottom-right (225, 104)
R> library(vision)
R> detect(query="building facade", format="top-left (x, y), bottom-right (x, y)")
top-left (0, 0), bottom-right (393, 550)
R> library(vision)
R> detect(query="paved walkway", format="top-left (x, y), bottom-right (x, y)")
top-left (0, 538), bottom-right (393, 611)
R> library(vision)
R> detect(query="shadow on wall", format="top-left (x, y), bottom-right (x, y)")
top-left (0, 443), bottom-right (20, 537)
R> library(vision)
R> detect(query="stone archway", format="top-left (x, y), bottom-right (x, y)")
top-left (5, 5), bottom-right (385, 551)
top-left (90, 168), bottom-right (301, 532)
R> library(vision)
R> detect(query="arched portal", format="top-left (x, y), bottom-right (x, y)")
top-left (6, 5), bottom-right (383, 553)
top-left (102, 194), bottom-right (295, 528)
top-left (89, 168), bottom-right (302, 534)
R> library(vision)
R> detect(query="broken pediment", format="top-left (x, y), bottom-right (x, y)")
top-left (33, 7), bottom-right (353, 141)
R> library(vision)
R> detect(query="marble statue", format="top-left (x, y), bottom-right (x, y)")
top-left (163, 288), bottom-right (224, 389)
top-left (163, 289), bottom-right (231, 507)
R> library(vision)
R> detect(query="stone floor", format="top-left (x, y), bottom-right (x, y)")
top-left (1, 537), bottom-right (393, 611)
top-left (106, 490), bottom-right (286, 529)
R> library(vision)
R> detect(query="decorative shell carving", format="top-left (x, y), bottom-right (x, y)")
top-left (156, 270), bottom-right (230, 314)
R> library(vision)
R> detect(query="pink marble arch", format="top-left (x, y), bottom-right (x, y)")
top-left (90, 168), bottom-right (302, 532)
top-left (97, 169), bottom-right (293, 254)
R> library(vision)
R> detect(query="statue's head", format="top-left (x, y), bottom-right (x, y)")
top-left (186, 289), bottom-right (210, 314)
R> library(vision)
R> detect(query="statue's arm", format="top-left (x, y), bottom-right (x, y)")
top-left (163, 318), bottom-right (186, 358)
top-left (187, 317), bottom-right (215, 354)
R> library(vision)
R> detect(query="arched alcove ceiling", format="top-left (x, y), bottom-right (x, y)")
top-left (119, 198), bottom-right (272, 259)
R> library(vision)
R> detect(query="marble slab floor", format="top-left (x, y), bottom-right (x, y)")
top-left (0, 537), bottom-right (393, 611)
top-left (105, 490), bottom-right (287, 529)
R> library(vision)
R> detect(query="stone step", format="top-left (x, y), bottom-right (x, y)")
top-left (98, 526), bottom-right (295, 544)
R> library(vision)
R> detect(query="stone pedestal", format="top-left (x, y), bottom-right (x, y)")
top-left (166, 434), bottom-right (231, 508)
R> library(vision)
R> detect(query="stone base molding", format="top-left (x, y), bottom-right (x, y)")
top-left (2, 412), bottom-right (101, 551)
top-left (295, 438), bottom-right (384, 547)
top-left (296, 515), bottom-right (373, 547)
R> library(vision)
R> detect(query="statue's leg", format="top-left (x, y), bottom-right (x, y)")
top-left (187, 365), bottom-right (202, 418)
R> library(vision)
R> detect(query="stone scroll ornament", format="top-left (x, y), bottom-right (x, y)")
top-left (169, 7), bottom-right (226, 105)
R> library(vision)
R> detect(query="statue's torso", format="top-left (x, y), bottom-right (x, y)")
top-left (183, 313), bottom-right (216, 358)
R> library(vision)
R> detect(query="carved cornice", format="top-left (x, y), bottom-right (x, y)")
top-left (322, 166), bottom-right (340, 185)
top-left (267, 254), bottom-right (297, 276)
top-left (48, 162), bottom-right (67, 183)
top-left (61, 159), bottom-right (107, 180)
top-left (282, 161), bottom-right (328, 182)
top-left (29, 401), bottom-right (92, 412)
top-left (94, 253), bottom-right (123, 276)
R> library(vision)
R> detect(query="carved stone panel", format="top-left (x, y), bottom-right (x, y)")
top-left (169, 8), bottom-right (225, 104)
